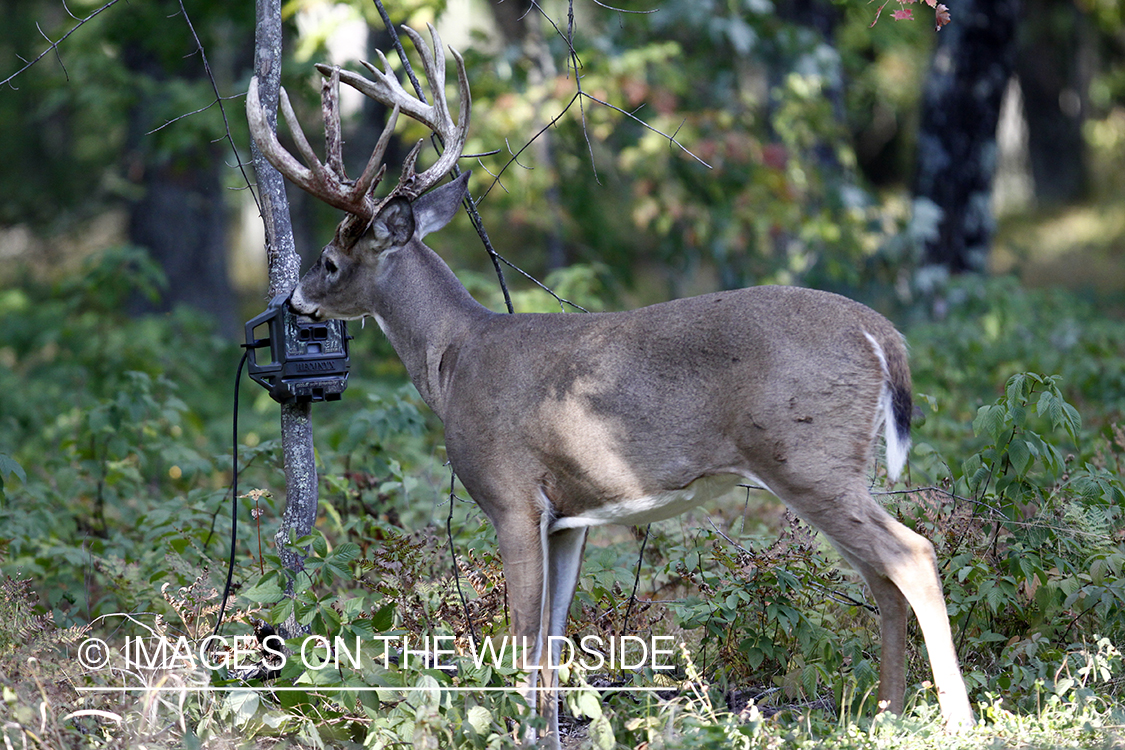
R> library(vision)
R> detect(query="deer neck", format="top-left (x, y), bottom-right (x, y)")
top-left (368, 241), bottom-right (492, 418)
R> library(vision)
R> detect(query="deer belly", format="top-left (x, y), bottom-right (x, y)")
top-left (550, 474), bottom-right (746, 531)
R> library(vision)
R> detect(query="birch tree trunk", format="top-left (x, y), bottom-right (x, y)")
top-left (251, 0), bottom-right (317, 638)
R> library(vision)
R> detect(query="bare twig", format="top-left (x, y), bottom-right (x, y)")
top-left (592, 0), bottom-right (660, 13)
top-left (171, 0), bottom-right (260, 213)
top-left (494, 250), bottom-right (590, 313)
top-left (707, 519), bottom-right (878, 613)
top-left (480, 92), bottom-right (582, 200)
top-left (1, 0), bottom-right (124, 88)
top-left (582, 92), bottom-right (711, 167)
top-left (620, 525), bottom-right (651, 636)
top-left (447, 468), bottom-right (479, 649)
top-left (372, 0), bottom-right (514, 314)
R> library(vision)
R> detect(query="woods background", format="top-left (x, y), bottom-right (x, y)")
top-left (2, 1), bottom-right (1125, 748)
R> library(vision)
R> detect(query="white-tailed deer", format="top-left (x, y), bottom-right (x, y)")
top-left (248, 25), bottom-right (974, 745)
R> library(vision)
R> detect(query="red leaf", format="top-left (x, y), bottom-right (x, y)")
top-left (893, 8), bottom-right (914, 20)
top-left (934, 3), bottom-right (951, 29)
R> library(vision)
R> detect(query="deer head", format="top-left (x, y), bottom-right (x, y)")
top-left (246, 24), bottom-right (470, 319)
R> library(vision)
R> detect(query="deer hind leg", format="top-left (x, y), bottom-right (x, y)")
top-left (779, 480), bottom-right (974, 729)
top-left (832, 546), bottom-right (909, 713)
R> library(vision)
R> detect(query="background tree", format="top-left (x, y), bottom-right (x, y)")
top-left (912, 0), bottom-right (1019, 274)
top-left (0, 0), bottom-right (256, 334)
top-left (1, 2), bottom-right (1125, 747)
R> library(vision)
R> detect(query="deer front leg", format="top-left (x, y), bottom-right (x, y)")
top-left (491, 504), bottom-right (552, 746)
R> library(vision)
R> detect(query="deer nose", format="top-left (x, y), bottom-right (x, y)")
top-left (286, 292), bottom-right (319, 320)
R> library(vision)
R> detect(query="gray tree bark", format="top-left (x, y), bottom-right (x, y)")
top-left (252, 0), bottom-right (317, 638)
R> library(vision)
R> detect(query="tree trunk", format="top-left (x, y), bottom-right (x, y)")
top-left (121, 45), bottom-right (237, 336)
top-left (127, 157), bottom-right (236, 336)
top-left (913, 0), bottom-right (1020, 273)
top-left (1015, 0), bottom-right (1089, 204)
top-left (252, 0), bottom-right (317, 639)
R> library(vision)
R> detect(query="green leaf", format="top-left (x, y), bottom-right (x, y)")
top-left (227, 690), bottom-right (260, 726)
top-left (466, 705), bottom-right (492, 734)
top-left (1007, 438), bottom-right (1031, 476)
top-left (242, 574), bottom-right (284, 603)
top-left (1062, 402), bottom-right (1082, 440)
top-left (0, 454), bottom-right (25, 484)
top-left (973, 404), bottom-right (1007, 443)
top-left (268, 598), bottom-right (294, 624)
top-left (312, 533), bottom-right (328, 557)
top-left (1006, 373), bottom-right (1028, 409)
top-left (574, 690), bottom-right (603, 720)
top-left (333, 542), bottom-right (361, 563)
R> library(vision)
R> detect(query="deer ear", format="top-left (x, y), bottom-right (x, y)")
top-left (412, 171), bottom-right (470, 240)
top-left (370, 197), bottom-right (416, 249)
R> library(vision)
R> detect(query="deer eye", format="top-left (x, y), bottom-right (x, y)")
top-left (324, 258), bottom-right (338, 275)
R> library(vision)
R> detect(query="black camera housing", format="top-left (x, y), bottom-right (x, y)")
top-left (244, 294), bottom-right (350, 404)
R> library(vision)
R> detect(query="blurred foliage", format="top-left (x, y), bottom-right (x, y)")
top-left (0, 0), bottom-right (257, 230)
top-left (3, 0), bottom-right (1123, 305)
top-left (1, 246), bottom-right (1124, 748)
top-left (449, 0), bottom-right (903, 296)
top-left (0, 0), bottom-right (954, 301)
top-left (2, 0), bottom-right (1125, 748)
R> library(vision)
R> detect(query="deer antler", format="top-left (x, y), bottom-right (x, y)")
top-left (246, 23), bottom-right (470, 226)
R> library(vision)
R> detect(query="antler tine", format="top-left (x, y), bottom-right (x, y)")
top-left (322, 68), bottom-right (346, 181)
top-left (246, 75), bottom-right (376, 221)
top-left (316, 23), bottom-right (471, 201)
top-left (352, 102), bottom-right (398, 201)
top-left (278, 87), bottom-right (330, 187)
top-left (247, 77), bottom-right (314, 191)
top-left (407, 42), bottom-right (471, 197)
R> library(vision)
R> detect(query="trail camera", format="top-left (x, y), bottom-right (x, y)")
top-left (244, 294), bottom-right (350, 404)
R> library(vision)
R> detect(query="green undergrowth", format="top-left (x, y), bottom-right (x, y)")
top-left (1, 250), bottom-right (1125, 748)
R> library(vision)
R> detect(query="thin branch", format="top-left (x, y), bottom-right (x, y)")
top-left (475, 157), bottom-right (507, 192)
top-left (479, 72), bottom-right (711, 204)
top-left (872, 485), bottom-right (1006, 516)
top-left (494, 249), bottom-right (589, 313)
top-left (172, 0), bottom-right (260, 214)
top-left (620, 525), bottom-right (651, 636)
top-left (480, 92), bottom-right (581, 200)
top-left (1, 0), bottom-right (123, 89)
top-left (505, 138), bottom-right (535, 171)
top-left (60, 0), bottom-right (82, 22)
top-left (373, 0), bottom-right (514, 314)
top-left (592, 0), bottom-right (660, 13)
top-left (447, 468), bottom-right (479, 650)
top-left (372, 0), bottom-right (427, 105)
top-left (581, 91), bottom-right (711, 168)
top-left (877, 484), bottom-right (1124, 543)
top-left (146, 97), bottom-right (220, 135)
top-left (564, 0), bottom-right (603, 183)
top-left (707, 519), bottom-right (878, 614)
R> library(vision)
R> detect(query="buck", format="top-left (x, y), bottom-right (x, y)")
top-left (247, 25), bottom-right (974, 745)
